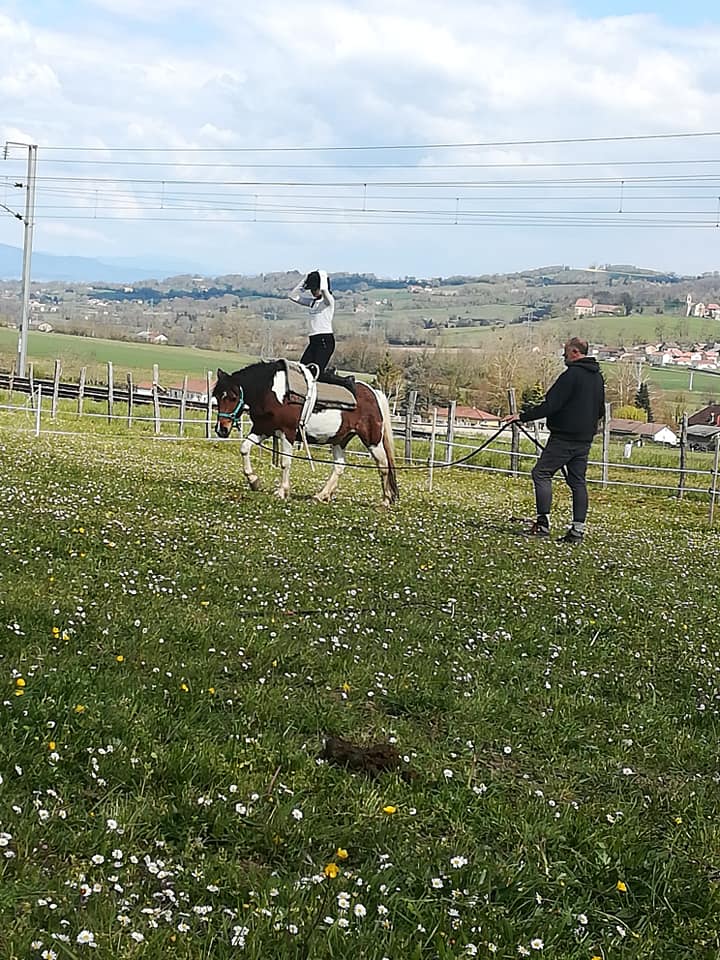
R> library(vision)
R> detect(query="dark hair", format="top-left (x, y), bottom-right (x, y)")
top-left (303, 270), bottom-right (331, 293)
top-left (566, 337), bottom-right (589, 355)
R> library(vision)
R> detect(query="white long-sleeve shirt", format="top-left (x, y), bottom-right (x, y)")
top-left (288, 269), bottom-right (335, 335)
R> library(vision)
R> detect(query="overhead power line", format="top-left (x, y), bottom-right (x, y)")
top-left (29, 158), bottom-right (720, 170)
top-left (35, 130), bottom-right (720, 152)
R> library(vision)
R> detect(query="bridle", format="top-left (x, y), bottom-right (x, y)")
top-left (215, 386), bottom-right (245, 433)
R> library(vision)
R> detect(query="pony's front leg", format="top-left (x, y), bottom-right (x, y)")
top-left (240, 432), bottom-right (264, 491)
top-left (314, 444), bottom-right (345, 502)
top-left (274, 433), bottom-right (293, 499)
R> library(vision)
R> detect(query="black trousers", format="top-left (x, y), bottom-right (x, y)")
top-left (301, 333), bottom-right (335, 374)
top-left (530, 435), bottom-right (592, 523)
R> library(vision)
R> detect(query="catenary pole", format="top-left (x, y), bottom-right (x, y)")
top-left (5, 142), bottom-right (38, 378)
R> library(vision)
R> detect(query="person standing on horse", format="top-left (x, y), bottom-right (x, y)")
top-left (289, 269), bottom-right (354, 393)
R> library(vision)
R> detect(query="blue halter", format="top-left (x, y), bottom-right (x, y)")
top-left (215, 387), bottom-right (245, 431)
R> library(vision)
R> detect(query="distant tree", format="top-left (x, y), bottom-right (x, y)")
top-left (619, 292), bottom-right (634, 316)
top-left (521, 381), bottom-right (545, 413)
top-left (615, 404), bottom-right (646, 421)
top-left (374, 352), bottom-right (404, 400)
top-left (634, 381), bottom-right (654, 421)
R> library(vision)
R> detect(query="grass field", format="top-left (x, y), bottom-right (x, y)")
top-left (1, 417), bottom-right (720, 959)
top-left (0, 327), bottom-right (254, 384)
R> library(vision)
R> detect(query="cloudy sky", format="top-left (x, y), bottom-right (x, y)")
top-left (1, 0), bottom-right (720, 277)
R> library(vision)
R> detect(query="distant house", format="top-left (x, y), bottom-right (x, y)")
top-left (593, 303), bottom-right (623, 316)
top-left (574, 298), bottom-right (593, 317)
top-left (165, 379), bottom-right (210, 403)
top-left (688, 403), bottom-right (720, 427)
top-left (609, 418), bottom-right (678, 445)
top-left (687, 425), bottom-right (720, 451)
top-left (137, 330), bottom-right (169, 344)
top-left (435, 405), bottom-right (500, 426)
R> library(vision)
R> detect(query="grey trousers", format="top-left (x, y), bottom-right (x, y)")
top-left (530, 435), bottom-right (592, 523)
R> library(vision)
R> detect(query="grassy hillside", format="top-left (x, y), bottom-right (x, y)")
top-left (1, 424), bottom-right (720, 958)
top-left (0, 327), bottom-right (254, 383)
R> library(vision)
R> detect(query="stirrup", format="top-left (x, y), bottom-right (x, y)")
top-left (306, 362), bottom-right (320, 380)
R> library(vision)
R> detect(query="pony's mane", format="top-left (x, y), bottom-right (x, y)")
top-left (214, 359), bottom-right (283, 398)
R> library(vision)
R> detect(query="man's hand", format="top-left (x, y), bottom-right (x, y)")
top-left (502, 413), bottom-right (520, 424)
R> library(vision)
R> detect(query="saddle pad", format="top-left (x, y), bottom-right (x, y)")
top-left (286, 364), bottom-right (357, 410)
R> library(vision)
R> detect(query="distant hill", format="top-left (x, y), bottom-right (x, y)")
top-left (0, 244), bottom-right (205, 284)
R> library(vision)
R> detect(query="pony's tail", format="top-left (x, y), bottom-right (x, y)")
top-left (376, 388), bottom-right (399, 503)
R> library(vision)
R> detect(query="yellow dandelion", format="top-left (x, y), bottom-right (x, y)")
top-left (674, 816), bottom-right (683, 825)
top-left (15, 678), bottom-right (25, 688)
top-left (341, 682), bottom-right (351, 693)
top-left (48, 741), bottom-right (56, 751)
top-left (616, 881), bottom-right (627, 892)
top-left (200, 600), bottom-right (210, 607)
top-left (336, 848), bottom-right (349, 860)
top-left (115, 655), bottom-right (124, 663)
top-left (74, 704), bottom-right (86, 713)
top-left (208, 687), bottom-right (216, 695)
top-left (180, 683), bottom-right (189, 692)
top-left (382, 805), bottom-right (397, 815)
top-left (324, 862), bottom-right (339, 879)
top-left (15, 689), bottom-right (24, 697)
top-left (52, 626), bottom-right (60, 636)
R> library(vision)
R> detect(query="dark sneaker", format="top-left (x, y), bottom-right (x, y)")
top-left (527, 521), bottom-right (550, 537)
top-left (558, 528), bottom-right (584, 544)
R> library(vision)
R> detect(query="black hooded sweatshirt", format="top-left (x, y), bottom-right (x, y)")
top-left (519, 357), bottom-right (605, 443)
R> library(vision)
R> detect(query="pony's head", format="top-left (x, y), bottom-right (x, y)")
top-left (213, 368), bottom-right (245, 438)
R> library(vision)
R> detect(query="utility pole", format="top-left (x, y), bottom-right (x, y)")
top-left (4, 142), bottom-right (38, 377)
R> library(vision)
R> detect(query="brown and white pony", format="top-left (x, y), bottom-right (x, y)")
top-left (213, 362), bottom-right (398, 505)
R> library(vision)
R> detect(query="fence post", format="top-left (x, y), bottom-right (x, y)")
top-left (51, 358), bottom-right (61, 421)
top-left (205, 370), bottom-right (213, 439)
top-left (28, 362), bottom-right (35, 411)
top-left (602, 401), bottom-right (611, 488)
top-left (508, 388), bottom-right (519, 477)
top-left (35, 384), bottom-right (42, 437)
top-left (107, 361), bottom-right (114, 424)
top-left (77, 366), bottom-right (86, 417)
top-left (445, 399), bottom-right (456, 464)
top-left (152, 363), bottom-right (161, 435)
top-left (710, 433), bottom-right (720, 526)
top-left (404, 389), bottom-right (418, 464)
top-left (179, 374), bottom-right (188, 437)
top-left (428, 406), bottom-right (438, 491)
top-left (677, 414), bottom-right (688, 500)
top-left (126, 372), bottom-right (134, 427)
top-left (9, 363), bottom-right (15, 396)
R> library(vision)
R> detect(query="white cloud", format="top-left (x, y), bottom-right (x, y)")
top-left (2, 1), bottom-right (720, 274)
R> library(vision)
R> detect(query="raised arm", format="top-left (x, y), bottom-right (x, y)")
top-left (317, 269), bottom-right (334, 306)
top-left (288, 276), bottom-right (315, 307)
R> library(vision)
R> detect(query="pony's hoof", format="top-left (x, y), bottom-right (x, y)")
top-left (314, 492), bottom-right (331, 503)
top-left (274, 488), bottom-right (288, 500)
top-left (248, 478), bottom-right (261, 491)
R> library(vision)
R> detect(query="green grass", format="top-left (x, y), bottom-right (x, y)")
top-left (0, 327), bottom-right (255, 384)
top-left (2, 401), bottom-right (720, 959)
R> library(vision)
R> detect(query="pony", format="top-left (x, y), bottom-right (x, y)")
top-left (213, 361), bottom-right (398, 506)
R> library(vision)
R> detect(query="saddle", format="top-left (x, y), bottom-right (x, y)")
top-left (283, 360), bottom-right (357, 411)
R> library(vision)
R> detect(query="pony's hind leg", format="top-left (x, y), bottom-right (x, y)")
top-left (314, 444), bottom-right (345, 502)
top-left (368, 440), bottom-right (393, 506)
top-left (274, 433), bottom-right (293, 499)
top-left (240, 432), bottom-right (264, 490)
